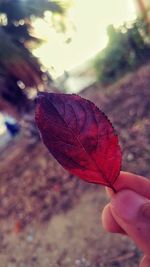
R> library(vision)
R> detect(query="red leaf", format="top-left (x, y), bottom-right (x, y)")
top-left (35, 93), bottom-right (122, 190)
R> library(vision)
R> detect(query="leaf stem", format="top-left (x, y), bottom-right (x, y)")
top-left (111, 185), bottom-right (117, 193)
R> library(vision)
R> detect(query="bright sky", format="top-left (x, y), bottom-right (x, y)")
top-left (33, 0), bottom-right (136, 78)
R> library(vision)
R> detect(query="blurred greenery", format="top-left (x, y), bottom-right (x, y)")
top-left (93, 17), bottom-right (150, 85)
top-left (0, 0), bottom-right (68, 114)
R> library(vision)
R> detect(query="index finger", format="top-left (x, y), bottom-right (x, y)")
top-left (106, 171), bottom-right (150, 199)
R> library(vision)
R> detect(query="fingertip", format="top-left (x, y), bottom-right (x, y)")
top-left (113, 171), bottom-right (150, 199)
top-left (110, 190), bottom-right (150, 255)
top-left (101, 204), bottom-right (126, 234)
top-left (105, 187), bottom-right (115, 198)
top-left (110, 189), bottom-right (147, 222)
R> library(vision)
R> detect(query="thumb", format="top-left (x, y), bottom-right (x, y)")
top-left (110, 190), bottom-right (150, 256)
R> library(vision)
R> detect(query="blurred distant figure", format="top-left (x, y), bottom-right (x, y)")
top-left (4, 114), bottom-right (20, 137)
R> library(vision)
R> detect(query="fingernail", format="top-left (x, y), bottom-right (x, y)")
top-left (110, 190), bottom-right (147, 222)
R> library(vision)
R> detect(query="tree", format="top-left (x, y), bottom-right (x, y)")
top-left (93, 18), bottom-right (150, 85)
top-left (0, 0), bottom-right (67, 116)
top-left (136, 0), bottom-right (150, 32)
top-left (94, 25), bottom-right (131, 84)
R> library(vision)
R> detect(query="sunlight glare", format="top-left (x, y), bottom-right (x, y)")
top-left (33, 0), bottom-right (137, 78)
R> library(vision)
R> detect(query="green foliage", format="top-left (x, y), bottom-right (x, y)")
top-left (0, 0), bottom-right (64, 21)
top-left (0, 0), bottom-right (68, 113)
top-left (93, 18), bottom-right (150, 85)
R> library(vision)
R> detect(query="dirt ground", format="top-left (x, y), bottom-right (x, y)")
top-left (0, 64), bottom-right (150, 267)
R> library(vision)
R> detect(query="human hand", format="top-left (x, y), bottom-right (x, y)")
top-left (102, 171), bottom-right (150, 267)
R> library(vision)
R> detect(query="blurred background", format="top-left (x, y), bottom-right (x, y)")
top-left (0, 0), bottom-right (150, 266)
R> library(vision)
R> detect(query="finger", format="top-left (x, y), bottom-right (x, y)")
top-left (110, 190), bottom-right (150, 255)
top-left (105, 186), bottom-right (114, 198)
top-left (106, 171), bottom-right (150, 199)
top-left (102, 204), bottom-right (126, 234)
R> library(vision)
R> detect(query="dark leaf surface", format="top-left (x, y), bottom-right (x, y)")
top-left (35, 93), bottom-right (122, 188)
